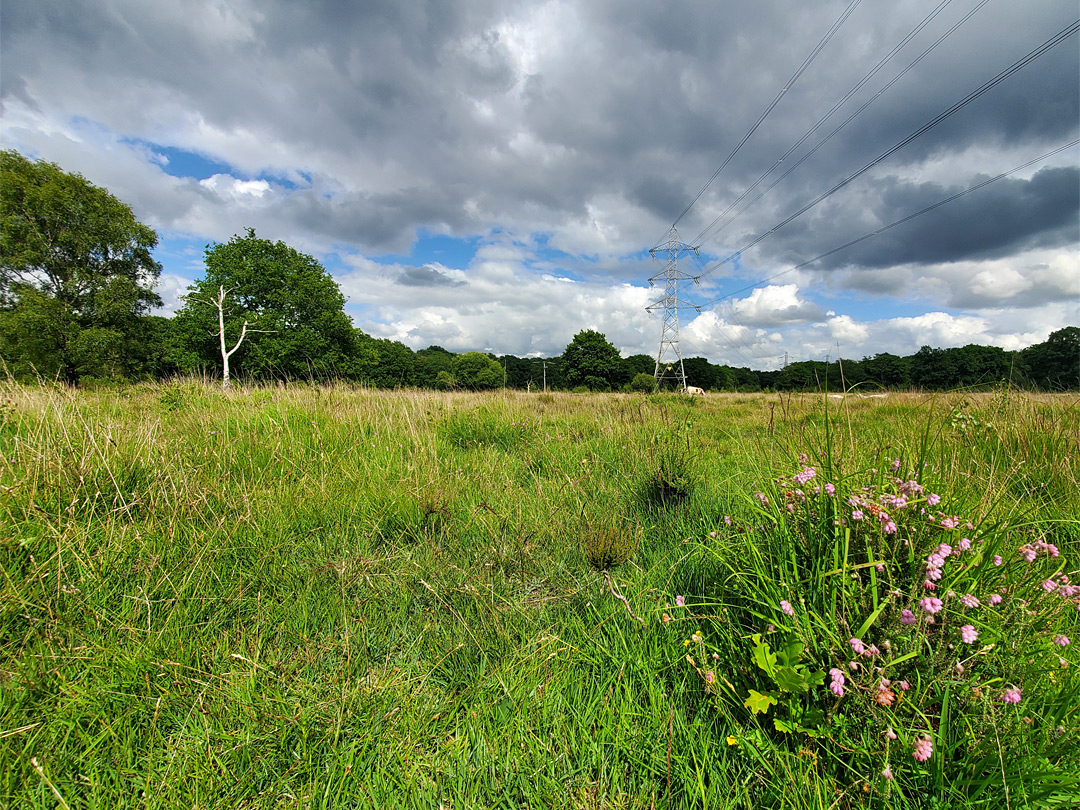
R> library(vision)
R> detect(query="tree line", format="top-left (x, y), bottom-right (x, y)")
top-left (2, 149), bottom-right (1077, 392)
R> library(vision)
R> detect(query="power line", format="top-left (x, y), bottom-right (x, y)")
top-left (695, 18), bottom-right (1080, 281)
top-left (691, 0), bottom-right (983, 247)
top-left (695, 138), bottom-right (1080, 309)
top-left (667, 0), bottom-right (863, 232)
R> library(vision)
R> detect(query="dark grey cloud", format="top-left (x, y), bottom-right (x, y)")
top-left (2, 0), bottom-right (1077, 362)
top-left (395, 265), bottom-right (466, 288)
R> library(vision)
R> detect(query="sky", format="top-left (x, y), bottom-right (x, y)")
top-left (2, 0), bottom-right (1078, 369)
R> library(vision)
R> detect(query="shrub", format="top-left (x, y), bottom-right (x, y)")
top-left (678, 446), bottom-right (1079, 803)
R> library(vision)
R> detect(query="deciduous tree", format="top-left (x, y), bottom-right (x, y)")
top-left (0, 150), bottom-right (162, 381)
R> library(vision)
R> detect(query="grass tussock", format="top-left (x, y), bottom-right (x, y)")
top-left (0, 381), bottom-right (1077, 808)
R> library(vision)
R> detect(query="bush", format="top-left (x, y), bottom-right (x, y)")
top-left (675, 445), bottom-right (1079, 803)
top-left (630, 372), bottom-right (657, 393)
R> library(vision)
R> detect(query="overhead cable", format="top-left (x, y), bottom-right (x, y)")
top-left (695, 19), bottom-right (1080, 281)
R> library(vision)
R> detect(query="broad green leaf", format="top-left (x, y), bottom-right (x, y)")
top-left (743, 689), bottom-right (777, 714)
top-left (773, 666), bottom-right (810, 694)
top-left (750, 634), bottom-right (777, 676)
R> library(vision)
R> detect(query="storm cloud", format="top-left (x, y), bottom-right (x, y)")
top-left (2, 0), bottom-right (1076, 366)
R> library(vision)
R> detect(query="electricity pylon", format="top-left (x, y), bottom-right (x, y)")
top-left (647, 226), bottom-right (700, 391)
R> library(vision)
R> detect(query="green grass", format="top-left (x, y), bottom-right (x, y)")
top-left (1, 383), bottom-right (1077, 808)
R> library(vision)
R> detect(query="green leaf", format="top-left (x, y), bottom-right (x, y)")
top-left (773, 718), bottom-right (797, 733)
top-left (773, 666), bottom-right (810, 694)
top-left (750, 634), bottom-right (777, 676)
top-left (743, 689), bottom-right (777, 715)
top-left (775, 638), bottom-right (805, 668)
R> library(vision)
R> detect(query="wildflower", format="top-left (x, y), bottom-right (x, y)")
top-left (1053, 635), bottom-right (1070, 646)
top-left (993, 555), bottom-right (1002, 566)
top-left (920, 596), bottom-right (944, 614)
top-left (957, 537), bottom-right (971, 551)
top-left (912, 736), bottom-right (933, 762)
top-left (829, 668), bottom-right (845, 697)
top-left (927, 493), bottom-right (941, 506)
top-left (727, 735), bottom-right (738, 745)
top-left (712, 653), bottom-right (719, 661)
top-left (891, 458), bottom-right (902, 472)
top-left (882, 765), bottom-right (894, 780)
top-left (849, 661), bottom-right (859, 671)
top-left (724, 515), bottom-right (732, 526)
top-left (989, 594), bottom-right (1002, 605)
top-left (675, 595), bottom-right (686, 607)
top-left (1001, 687), bottom-right (1022, 704)
top-left (875, 683), bottom-right (896, 706)
top-left (793, 467), bottom-right (816, 486)
top-left (1042, 579), bottom-right (1057, 593)
top-left (662, 613), bottom-right (671, 624)
top-left (824, 483), bottom-right (836, 496)
top-left (798, 453), bottom-right (808, 463)
top-left (960, 625), bottom-right (978, 644)
top-left (780, 600), bottom-right (794, 617)
top-left (851, 510), bottom-right (865, 521)
top-left (705, 670), bottom-right (716, 685)
top-left (960, 594), bottom-right (980, 609)
top-left (941, 516), bottom-right (959, 529)
top-left (878, 511), bottom-right (891, 524)
top-left (901, 609), bottom-right (916, 625)
top-left (936, 543), bottom-right (953, 557)
top-left (928, 553), bottom-right (946, 569)
top-left (867, 644), bottom-right (881, 656)
top-left (885, 728), bottom-right (898, 740)
top-left (849, 638), bottom-right (867, 655)
top-left (898, 681), bottom-right (910, 691)
top-left (1020, 546), bottom-right (1037, 562)
top-left (690, 630), bottom-right (703, 644)
top-left (955, 661), bottom-right (965, 675)
top-left (884, 521), bottom-right (897, 534)
top-left (891, 495), bottom-right (908, 510)
top-left (755, 492), bottom-right (769, 506)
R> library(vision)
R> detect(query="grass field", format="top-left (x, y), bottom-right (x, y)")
top-left (1, 382), bottom-right (1077, 808)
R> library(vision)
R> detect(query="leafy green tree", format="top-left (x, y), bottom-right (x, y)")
top-left (560, 330), bottom-right (628, 391)
top-left (173, 230), bottom-right (354, 382)
top-left (909, 346), bottom-right (959, 390)
top-left (350, 331), bottom-right (417, 387)
top-left (625, 354), bottom-right (655, 377)
top-left (1022, 327), bottom-right (1080, 390)
top-left (683, 356), bottom-right (718, 391)
top-left (0, 150), bottom-right (162, 381)
top-left (453, 352), bottom-right (504, 390)
top-left (415, 346), bottom-right (455, 388)
top-left (630, 372), bottom-right (657, 393)
top-left (862, 353), bottom-right (911, 389)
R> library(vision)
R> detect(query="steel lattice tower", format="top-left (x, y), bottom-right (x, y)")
top-left (647, 226), bottom-right (700, 391)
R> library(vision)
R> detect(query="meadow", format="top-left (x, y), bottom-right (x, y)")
top-left (1, 382), bottom-right (1077, 809)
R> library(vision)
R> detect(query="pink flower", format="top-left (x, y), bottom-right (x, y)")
top-left (898, 680), bottom-right (910, 691)
top-left (989, 594), bottom-right (1002, 605)
top-left (928, 553), bottom-right (946, 569)
top-left (891, 459), bottom-right (902, 472)
top-left (960, 594), bottom-right (980, 609)
top-left (867, 644), bottom-right (881, 656)
top-left (1042, 579), bottom-right (1057, 593)
top-left (851, 510), bottom-right (864, 521)
top-left (941, 516), bottom-right (958, 529)
top-left (755, 492), bottom-right (769, 506)
top-left (957, 537), bottom-right (971, 551)
top-left (824, 483), bottom-right (836, 496)
top-left (675, 595), bottom-right (686, 607)
top-left (901, 609), bottom-right (916, 625)
top-left (884, 521), bottom-right (898, 534)
top-left (1001, 687), bottom-right (1022, 704)
top-left (793, 467), bottom-right (817, 486)
top-left (780, 600), bottom-right (794, 617)
top-left (920, 596), bottom-right (944, 614)
top-left (885, 728), bottom-right (898, 740)
top-left (927, 493), bottom-right (941, 506)
top-left (849, 638), bottom-right (866, 655)
top-left (1053, 635), bottom-right (1070, 646)
top-left (882, 765), bottom-right (894, 780)
top-left (936, 543), bottom-right (953, 558)
top-left (912, 736), bottom-right (933, 762)
top-left (705, 670), bottom-right (716, 684)
top-left (849, 661), bottom-right (859, 671)
top-left (829, 668), bottom-right (845, 697)
top-left (724, 515), bottom-right (732, 526)
top-left (662, 613), bottom-right (671, 624)
top-left (960, 625), bottom-right (978, 644)
top-left (993, 555), bottom-right (1002, 566)
top-left (1020, 546), bottom-right (1037, 562)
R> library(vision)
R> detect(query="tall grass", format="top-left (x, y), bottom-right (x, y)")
top-left (0, 382), bottom-right (1076, 808)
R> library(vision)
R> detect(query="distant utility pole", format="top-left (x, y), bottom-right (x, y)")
top-left (647, 226), bottom-right (700, 391)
